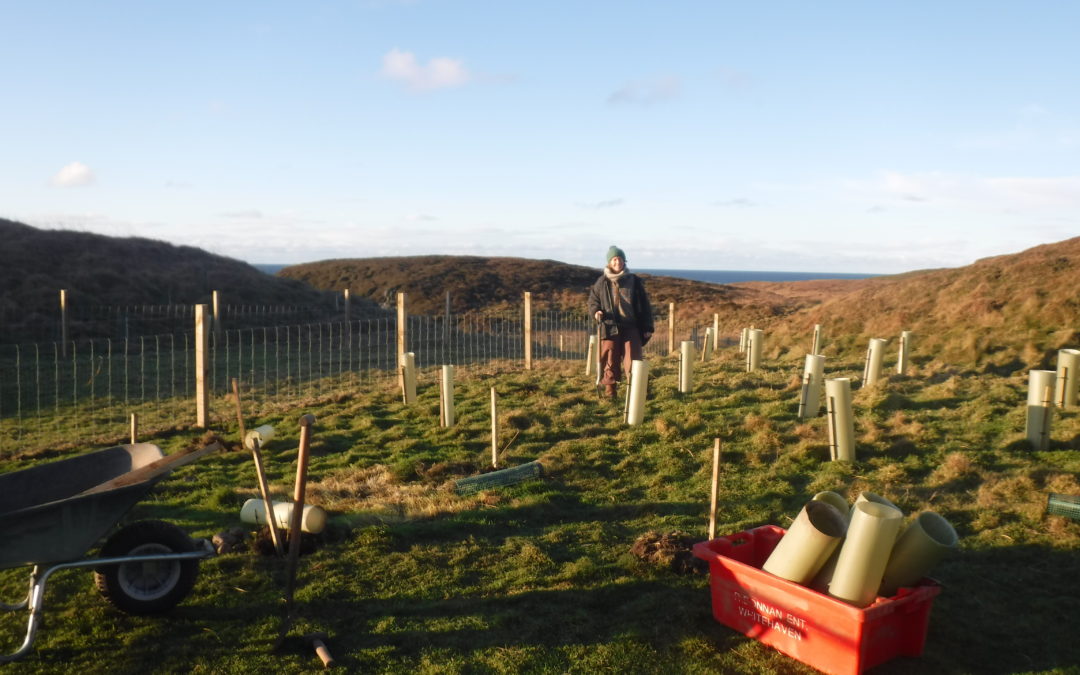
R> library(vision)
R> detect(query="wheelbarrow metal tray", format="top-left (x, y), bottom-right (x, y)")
top-left (0, 444), bottom-right (167, 568)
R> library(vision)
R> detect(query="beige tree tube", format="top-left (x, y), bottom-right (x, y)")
top-left (441, 364), bottom-right (456, 427)
top-left (828, 501), bottom-right (904, 607)
top-left (762, 501), bottom-right (848, 584)
top-left (626, 360), bottom-right (649, 425)
top-left (825, 378), bottom-right (855, 461)
top-left (739, 327), bottom-right (749, 353)
top-left (812, 491), bottom-right (850, 521)
top-left (862, 338), bottom-right (887, 387)
top-left (701, 328), bottom-right (714, 361)
top-left (879, 511), bottom-right (958, 596)
top-left (1026, 369), bottom-right (1056, 450)
top-left (679, 340), bottom-right (695, 393)
top-left (244, 424), bottom-right (276, 450)
top-left (240, 498), bottom-right (327, 534)
top-left (586, 335), bottom-right (598, 376)
top-left (1055, 349), bottom-right (1080, 408)
top-left (897, 331), bottom-right (913, 375)
top-left (798, 354), bottom-right (826, 420)
top-left (402, 352), bottom-right (418, 404)
top-left (810, 491), bottom-right (896, 590)
top-left (746, 329), bottom-right (764, 372)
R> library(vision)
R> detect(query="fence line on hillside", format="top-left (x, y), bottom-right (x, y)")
top-left (0, 309), bottom-right (706, 454)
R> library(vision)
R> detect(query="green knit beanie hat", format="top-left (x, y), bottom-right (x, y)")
top-left (606, 245), bottom-right (626, 264)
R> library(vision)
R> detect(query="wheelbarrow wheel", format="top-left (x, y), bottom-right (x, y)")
top-left (93, 520), bottom-right (199, 615)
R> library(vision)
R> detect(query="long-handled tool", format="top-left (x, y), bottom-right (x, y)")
top-left (233, 378), bottom-right (284, 556)
top-left (274, 413), bottom-right (317, 650)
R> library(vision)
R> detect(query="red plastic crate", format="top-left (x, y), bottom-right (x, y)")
top-left (692, 525), bottom-right (941, 675)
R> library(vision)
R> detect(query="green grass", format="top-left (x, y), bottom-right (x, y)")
top-left (2, 348), bottom-right (1079, 674)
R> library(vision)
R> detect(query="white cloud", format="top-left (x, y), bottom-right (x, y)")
top-left (713, 198), bottom-right (755, 208)
top-left (221, 209), bottom-right (264, 219)
top-left (607, 76), bottom-right (681, 105)
top-left (855, 171), bottom-right (1080, 212)
top-left (50, 162), bottom-right (95, 187)
top-left (380, 48), bottom-right (470, 91)
top-left (577, 198), bottom-right (624, 209)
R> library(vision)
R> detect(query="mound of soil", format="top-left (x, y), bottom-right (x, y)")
top-left (630, 531), bottom-right (707, 574)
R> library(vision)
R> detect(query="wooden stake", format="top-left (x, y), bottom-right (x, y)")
top-left (195, 304), bottom-right (210, 428)
top-left (491, 387), bottom-right (499, 469)
top-left (129, 413), bottom-right (138, 444)
top-left (709, 438), bottom-right (721, 540)
top-left (524, 291), bottom-right (533, 370)
top-left (668, 302), bottom-right (675, 354)
top-left (231, 378), bottom-right (247, 442)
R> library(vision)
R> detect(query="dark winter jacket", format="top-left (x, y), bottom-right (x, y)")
top-left (587, 272), bottom-right (654, 341)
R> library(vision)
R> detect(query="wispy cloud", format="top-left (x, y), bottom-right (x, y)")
top-left (577, 198), bottom-right (624, 209)
top-left (607, 76), bottom-right (680, 105)
top-left (713, 198), bottom-right (755, 207)
top-left (221, 210), bottom-right (264, 219)
top-left (380, 48), bottom-right (470, 91)
top-left (873, 171), bottom-right (1080, 210)
top-left (50, 162), bottom-right (95, 187)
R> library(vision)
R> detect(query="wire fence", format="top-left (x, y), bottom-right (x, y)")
top-left (0, 309), bottom-right (705, 454)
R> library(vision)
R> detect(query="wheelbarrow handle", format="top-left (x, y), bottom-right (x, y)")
top-left (76, 441), bottom-right (224, 497)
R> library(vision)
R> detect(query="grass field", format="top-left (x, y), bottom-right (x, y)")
top-left (2, 344), bottom-right (1079, 674)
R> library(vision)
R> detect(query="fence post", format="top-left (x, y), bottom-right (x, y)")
top-left (397, 292), bottom-right (407, 393)
top-left (524, 291), bottom-right (533, 370)
top-left (491, 387), bottom-right (499, 468)
top-left (668, 302), bottom-right (675, 354)
top-left (712, 313), bottom-right (719, 353)
top-left (130, 413), bottom-right (138, 444)
top-left (343, 289), bottom-right (351, 323)
top-left (195, 304), bottom-right (210, 428)
top-left (59, 289), bottom-right (69, 357)
top-left (212, 290), bottom-right (222, 334)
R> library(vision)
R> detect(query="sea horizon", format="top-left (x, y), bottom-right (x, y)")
top-left (253, 263), bottom-right (878, 284)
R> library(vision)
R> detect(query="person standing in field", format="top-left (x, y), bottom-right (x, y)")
top-left (587, 245), bottom-right (654, 400)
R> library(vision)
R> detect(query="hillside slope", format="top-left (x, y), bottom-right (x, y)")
top-left (758, 237), bottom-right (1080, 370)
top-left (0, 219), bottom-right (380, 342)
top-left (277, 255), bottom-right (805, 321)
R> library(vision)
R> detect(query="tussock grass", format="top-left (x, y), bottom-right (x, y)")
top-left (2, 344), bottom-right (1080, 673)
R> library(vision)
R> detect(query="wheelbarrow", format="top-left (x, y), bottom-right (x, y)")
top-left (0, 441), bottom-right (222, 662)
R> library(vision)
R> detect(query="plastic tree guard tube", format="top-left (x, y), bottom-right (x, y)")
top-left (829, 501), bottom-right (903, 607)
top-left (762, 500), bottom-right (848, 584)
top-left (879, 511), bottom-right (958, 596)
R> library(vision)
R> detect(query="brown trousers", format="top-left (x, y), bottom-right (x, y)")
top-left (599, 326), bottom-right (643, 391)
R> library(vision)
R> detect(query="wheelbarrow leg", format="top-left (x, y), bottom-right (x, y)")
top-left (0, 565), bottom-right (49, 663)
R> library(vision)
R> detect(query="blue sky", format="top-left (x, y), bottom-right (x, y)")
top-left (1, 1), bottom-right (1077, 273)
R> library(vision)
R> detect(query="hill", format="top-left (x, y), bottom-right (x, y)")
top-left (0, 219), bottom-right (381, 343)
top-left (746, 236), bottom-right (1080, 371)
top-left (277, 255), bottom-right (805, 321)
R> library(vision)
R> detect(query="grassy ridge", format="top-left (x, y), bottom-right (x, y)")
top-left (2, 345), bottom-right (1078, 673)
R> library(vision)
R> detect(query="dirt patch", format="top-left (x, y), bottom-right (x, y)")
top-left (630, 531), bottom-right (707, 575)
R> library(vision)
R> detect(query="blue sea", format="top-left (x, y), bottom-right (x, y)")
top-left (639, 269), bottom-right (877, 284)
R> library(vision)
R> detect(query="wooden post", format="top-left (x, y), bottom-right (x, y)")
top-left (712, 313), bottom-right (719, 353)
top-left (212, 290), bottom-right (222, 334)
top-left (812, 324), bottom-right (822, 356)
top-left (231, 377), bottom-right (247, 441)
top-left (668, 302), bottom-right (675, 354)
top-left (59, 289), bottom-right (69, 358)
top-left (524, 291), bottom-right (533, 370)
top-left (709, 438), bottom-right (721, 540)
top-left (491, 387), bottom-right (499, 469)
top-left (343, 289), bottom-right (351, 323)
top-left (195, 304), bottom-right (210, 428)
top-left (445, 290), bottom-right (452, 342)
top-left (130, 413), bottom-right (138, 444)
top-left (397, 292), bottom-right (407, 393)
